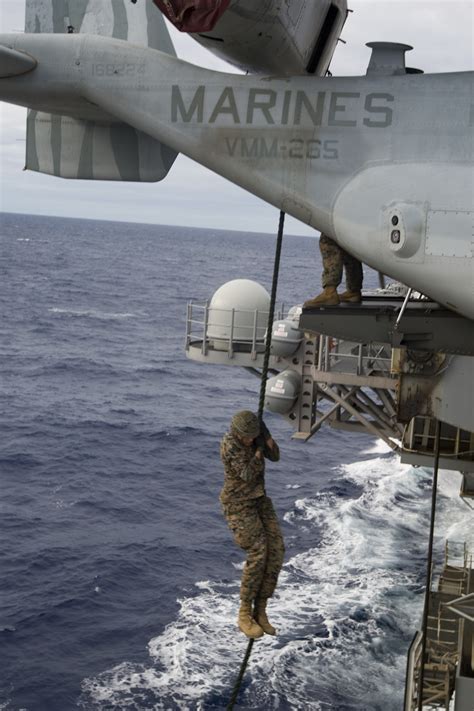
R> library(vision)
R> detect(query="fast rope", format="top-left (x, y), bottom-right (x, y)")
top-left (417, 419), bottom-right (442, 711)
top-left (226, 210), bottom-right (286, 711)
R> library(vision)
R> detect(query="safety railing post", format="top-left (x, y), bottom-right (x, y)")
top-left (357, 343), bottom-right (363, 376)
top-left (251, 309), bottom-right (258, 361)
top-left (317, 334), bottom-right (324, 370)
top-left (228, 308), bottom-right (235, 358)
top-left (185, 302), bottom-right (191, 351)
top-left (201, 300), bottom-right (209, 356)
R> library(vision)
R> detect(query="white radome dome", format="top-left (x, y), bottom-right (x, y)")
top-left (207, 279), bottom-right (270, 345)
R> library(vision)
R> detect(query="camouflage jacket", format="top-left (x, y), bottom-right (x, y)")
top-left (219, 431), bottom-right (280, 504)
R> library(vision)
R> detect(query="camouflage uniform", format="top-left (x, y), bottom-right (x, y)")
top-left (320, 233), bottom-right (363, 292)
top-left (220, 431), bottom-right (285, 603)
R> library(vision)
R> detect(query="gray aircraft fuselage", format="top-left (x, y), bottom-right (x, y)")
top-left (0, 33), bottom-right (473, 319)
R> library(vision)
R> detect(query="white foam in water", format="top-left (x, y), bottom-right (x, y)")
top-left (49, 308), bottom-right (138, 320)
top-left (361, 439), bottom-right (394, 456)
top-left (80, 444), bottom-right (473, 710)
top-left (436, 470), bottom-right (474, 548)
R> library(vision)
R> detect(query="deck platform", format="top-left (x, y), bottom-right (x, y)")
top-left (300, 297), bottom-right (474, 356)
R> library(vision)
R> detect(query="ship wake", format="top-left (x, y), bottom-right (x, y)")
top-left (79, 442), bottom-right (470, 710)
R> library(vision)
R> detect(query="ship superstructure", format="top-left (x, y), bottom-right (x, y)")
top-left (185, 278), bottom-right (474, 708)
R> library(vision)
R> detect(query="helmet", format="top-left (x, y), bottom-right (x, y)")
top-left (231, 410), bottom-right (260, 439)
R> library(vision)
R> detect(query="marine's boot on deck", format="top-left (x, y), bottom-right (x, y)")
top-left (238, 601), bottom-right (264, 639)
top-left (339, 290), bottom-right (362, 303)
top-left (255, 598), bottom-right (276, 636)
top-left (303, 287), bottom-right (340, 308)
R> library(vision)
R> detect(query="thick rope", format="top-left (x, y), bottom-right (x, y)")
top-left (226, 210), bottom-right (286, 711)
top-left (257, 210), bottom-right (286, 423)
top-left (417, 419), bottom-right (442, 710)
top-left (225, 636), bottom-right (255, 711)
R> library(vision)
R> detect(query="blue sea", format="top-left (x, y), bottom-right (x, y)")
top-left (1, 212), bottom-right (471, 711)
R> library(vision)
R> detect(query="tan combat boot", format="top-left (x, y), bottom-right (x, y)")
top-left (303, 287), bottom-right (340, 308)
top-left (339, 290), bottom-right (362, 303)
top-left (238, 601), bottom-right (264, 639)
top-left (255, 598), bottom-right (276, 636)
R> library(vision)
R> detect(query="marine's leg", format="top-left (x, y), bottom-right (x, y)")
top-left (340, 248), bottom-right (363, 302)
top-left (254, 496), bottom-right (285, 634)
top-left (224, 500), bottom-right (268, 638)
top-left (256, 496), bottom-right (285, 599)
top-left (304, 234), bottom-right (342, 307)
top-left (321, 234), bottom-right (343, 290)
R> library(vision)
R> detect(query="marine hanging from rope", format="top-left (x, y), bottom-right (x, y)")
top-left (220, 410), bottom-right (285, 639)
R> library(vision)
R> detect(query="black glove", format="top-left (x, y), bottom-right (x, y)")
top-left (260, 420), bottom-right (271, 442)
top-left (254, 421), bottom-right (271, 451)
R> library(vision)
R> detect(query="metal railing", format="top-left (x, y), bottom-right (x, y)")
top-left (404, 542), bottom-right (472, 710)
top-left (403, 421), bottom-right (474, 462)
top-left (445, 541), bottom-right (472, 572)
top-left (405, 631), bottom-right (424, 711)
top-left (185, 301), bottom-right (393, 376)
top-left (315, 334), bottom-right (392, 377)
top-left (185, 301), bottom-right (287, 359)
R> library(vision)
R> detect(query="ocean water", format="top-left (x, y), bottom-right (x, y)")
top-left (0, 212), bottom-right (471, 711)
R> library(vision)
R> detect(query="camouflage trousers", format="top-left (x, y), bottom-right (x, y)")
top-left (320, 234), bottom-right (363, 291)
top-left (223, 495), bottom-right (285, 603)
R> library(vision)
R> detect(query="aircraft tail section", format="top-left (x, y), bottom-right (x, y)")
top-left (24, 0), bottom-right (178, 181)
top-left (25, 0), bottom-right (176, 53)
top-left (25, 112), bottom-right (178, 182)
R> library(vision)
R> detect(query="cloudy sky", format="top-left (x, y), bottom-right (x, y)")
top-left (0, 0), bottom-right (472, 234)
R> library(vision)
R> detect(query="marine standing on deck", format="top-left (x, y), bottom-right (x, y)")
top-left (220, 411), bottom-right (285, 639)
top-left (304, 233), bottom-right (363, 307)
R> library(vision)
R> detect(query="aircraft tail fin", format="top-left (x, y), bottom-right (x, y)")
top-left (25, 113), bottom-right (178, 182)
top-left (24, 0), bottom-right (178, 182)
top-left (25, 0), bottom-right (176, 53)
